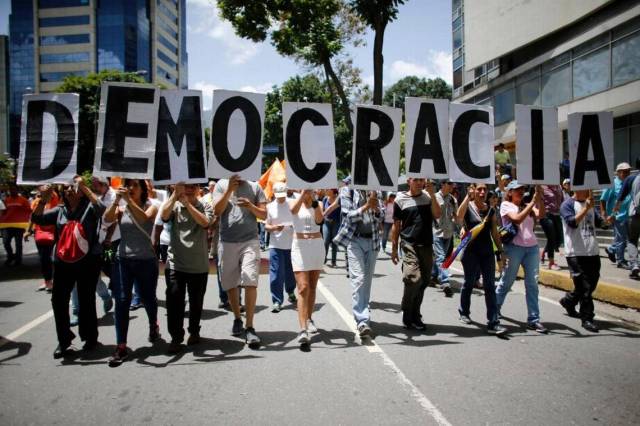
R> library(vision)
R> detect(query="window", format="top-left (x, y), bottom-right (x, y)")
top-left (516, 77), bottom-right (540, 105)
top-left (157, 50), bottom-right (178, 69)
top-left (612, 32), bottom-right (640, 86)
top-left (158, 2), bottom-right (178, 25)
top-left (494, 87), bottom-right (515, 125)
top-left (158, 19), bottom-right (178, 39)
top-left (453, 68), bottom-right (462, 89)
top-left (157, 66), bottom-right (177, 85)
top-left (39, 15), bottom-right (90, 27)
top-left (453, 28), bottom-right (462, 50)
top-left (541, 63), bottom-right (571, 106)
top-left (40, 71), bottom-right (87, 82)
top-left (453, 55), bottom-right (463, 71)
top-left (39, 0), bottom-right (89, 8)
top-left (158, 34), bottom-right (178, 55)
top-left (572, 46), bottom-right (609, 98)
top-left (40, 52), bottom-right (90, 63)
top-left (40, 34), bottom-right (90, 46)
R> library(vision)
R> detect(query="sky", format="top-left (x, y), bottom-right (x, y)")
top-left (0, 0), bottom-right (453, 110)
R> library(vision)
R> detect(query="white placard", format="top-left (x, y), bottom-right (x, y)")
top-left (515, 105), bottom-right (561, 184)
top-left (17, 93), bottom-right (79, 185)
top-left (568, 111), bottom-right (614, 190)
top-left (405, 97), bottom-right (449, 179)
top-left (448, 103), bottom-right (495, 184)
top-left (208, 89), bottom-right (265, 181)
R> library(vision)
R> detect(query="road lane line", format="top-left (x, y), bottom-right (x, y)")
top-left (317, 280), bottom-right (452, 426)
top-left (0, 310), bottom-right (53, 347)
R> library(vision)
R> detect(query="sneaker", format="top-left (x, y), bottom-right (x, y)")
top-left (231, 318), bottom-right (244, 336)
top-left (108, 345), bottom-right (129, 366)
top-left (218, 301), bottom-right (231, 310)
top-left (287, 292), bottom-right (297, 304)
top-left (559, 298), bottom-right (580, 318)
top-left (358, 323), bottom-right (372, 337)
top-left (459, 314), bottom-right (472, 324)
top-left (167, 340), bottom-right (183, 354)
top-left (605, 248), bottom-right (616, 263)
top-left (187, 334), bottom-right (200, 346)
top-left (297, 330), bottom-right (310, 345)
top-left (103, 297), bottom-right (114, 315)
top-left (82, 340), bottom-right (99, 352)
top-left (411, 319), bottom-right (427, 330)
top-left (582, 320), bottom-right (599, 333)
top-left (148, 324), bottom-right (161, 343)
top-left (129, 302), bottom-right (143, 311)
top-left (53, 344), bottom-right (75, 359)
top-left (271, 303), bottom-right (282, 313)
top-left (527, 322), bottom-right (549, 334)
top-left (70, 313), bottom-right (79, 327)
top-left (487, 324), bottom-right (507, 335)
top-left (306, 319), bottom-right (318, 334)
top-left (616, 260), bottom-right (630, 270)
top-left (548, 262), bottom-right (561, 271)
top-left (245, 327), bottom-right (261, 349)
top-left (630, 267), bottom-right (640, 279)
top-left (442, 286), bottom-right (453, 297)
top-left (36, 282), bottom-right (47, 292)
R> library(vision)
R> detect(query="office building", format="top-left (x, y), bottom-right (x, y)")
top-left (7, 0), bottom-right (188, 157)
top-left (452, 0), bottom-right (640, 167)
top-left (0, 36), bottom-right (8, 156)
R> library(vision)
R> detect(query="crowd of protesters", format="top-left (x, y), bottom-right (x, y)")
top-left (1, 150), bottom-right (636, 364)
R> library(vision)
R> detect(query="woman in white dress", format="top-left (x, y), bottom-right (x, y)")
top-left (290, 190), bottom-right (324, 345)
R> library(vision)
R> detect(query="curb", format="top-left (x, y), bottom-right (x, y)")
top-left (535, 268), bottom-right (640, 310)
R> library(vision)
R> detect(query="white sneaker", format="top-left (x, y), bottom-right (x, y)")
top-left (298, 330), bottom-right (310, 345)
top-left (306, 319), bottom-right (318, 334)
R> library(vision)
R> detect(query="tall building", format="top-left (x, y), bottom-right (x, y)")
top-left (0, 35), bottom-right (9, 156)
top-left (8, 0), bottom-right (188, 157)
top-left (452, 0), bottom-right (640, 167)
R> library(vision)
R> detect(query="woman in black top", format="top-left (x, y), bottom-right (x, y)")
top-left (455, 183), bottom-right (506, 335)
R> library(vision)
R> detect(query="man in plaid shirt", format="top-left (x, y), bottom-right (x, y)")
top-left (334, 189), bottom-right (384, 338)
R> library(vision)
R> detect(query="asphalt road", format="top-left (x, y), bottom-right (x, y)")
top-left (1, 250), bottom-right (639, 425)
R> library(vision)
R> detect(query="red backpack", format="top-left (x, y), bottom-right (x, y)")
top-left (56, 204), bottom-right (92, 263)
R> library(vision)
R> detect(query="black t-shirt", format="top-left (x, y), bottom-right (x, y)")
top-left (393, 191), bottom-right (433, 245)
top-left (464, 204), bottom-right (494, 254)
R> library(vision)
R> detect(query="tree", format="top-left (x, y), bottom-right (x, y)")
top-left (56, 70), bottom-right (148, 173)
top-left (217, 0), bottom-right (363, 133)
top-left (348, 0), bottom-right (405, 105)
top-left (383, 76), bottom-right (452, 107)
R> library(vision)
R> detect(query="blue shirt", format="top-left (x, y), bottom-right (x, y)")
top-left (600, 177), bottom-right (630, 221)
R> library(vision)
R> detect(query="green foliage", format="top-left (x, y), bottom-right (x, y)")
top-left (55, 70), bottom-right (148, 173)
top-left (0, 153), bottom-right (16, 185)
top-left (383, 76), bottom-right (452, 107)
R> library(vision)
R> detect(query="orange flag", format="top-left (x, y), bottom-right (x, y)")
top-left (259, 159), bottom-right (287, 200)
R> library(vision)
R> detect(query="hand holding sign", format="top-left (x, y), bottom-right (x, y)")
top-left (425, 180), bottom-right (436, 196)
top-left (237, 197), bottom-right (252, 208)
top-left (227, 175), bottom-right (241, 194)
top-left (117, 187), bottom-right (131, 204)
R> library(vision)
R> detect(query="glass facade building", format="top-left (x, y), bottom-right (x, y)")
top-left (7, 0), bottom-right (188, 156)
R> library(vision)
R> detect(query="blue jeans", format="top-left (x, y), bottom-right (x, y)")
top-left (111, 257), bottom-right (159, 344)
top-left (322, 220), bottom-right (339, 264)
top-left (431, 236), bottom-right (452, 286)
top-left (609, 219), bottom-right (628, 264)
top-left (347, 237), bottom-right (378, 327)
top-left (71, 274), bottom-right (111, 314)
top-left (269, 248), bottom-right (296, 304)
top-left (381, 222), bottom-right (393, 251)
top-left (459, 249), bottom-right (499, 326)
top-left (496, 244), bottom-right (541, 324)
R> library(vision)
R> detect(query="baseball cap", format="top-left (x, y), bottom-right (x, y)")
top-left (273, 182), bottom-right (287, 198)
top-left (342, 175), bottom-right (352, 184)
top-left (501, 174), bottom-right (511, 181)
top-left (563, 178), bottom-right (570, 185)
top-left (616, 162), bottom-right (631, 171)
top-left (506, 180), bottom-right (525, 191)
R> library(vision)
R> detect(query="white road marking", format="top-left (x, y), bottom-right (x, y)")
top-left (317, 280), bottom-right (452, 426)
top-left (0, 310), bottom-right (53, 347)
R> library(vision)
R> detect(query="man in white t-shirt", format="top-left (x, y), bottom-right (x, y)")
top-left (265, 182), bottom-right (297, 313)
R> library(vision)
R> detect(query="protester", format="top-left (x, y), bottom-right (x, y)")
top-left (562, 178), bottom-right (572, 201)
top-left (339, 176), bottom-right (352, 275)
top-left (31, 177), bottom-right (105, 358)
top-left (289, 189), bottom-right (325, 345)
top-left (1, 184), bottom-right (31, 266)
top-left (104, 179), bottom-right (160, 365)
top-left (161, 183), bottom-right (213, 354)
top-left (495, 182), bottom-right (548, 334)
top-left (25, 185), bottom-right (59, 291)
top-left (494, 143), bottom-right (512, 175)
top-left (455, 183), bottom-right (506, 335)
top-left (213, 175), bottom-right (267, 348)
top-left (539, 184), bottom-right (564, 270)
top-left (559, 189), bottom-right (602, 332)
top-left (391, 178), bottom-right (441, 330)
top-left (495, 174), bottom-right (511, 202)
top-left (613, 172), bottom-right (640, 278)
top-left (322, 188), bottom-right (340, 267)
top-left (265, 182), bottom-right (297, 313)
top-left (381, 192), bottom-right (396, 253)
top-left (335, 189), bottom-right (384, 337)
top-left (600, 163), bottom-right (632, 269)
top-left (432, 180), bottom-right (457, 297)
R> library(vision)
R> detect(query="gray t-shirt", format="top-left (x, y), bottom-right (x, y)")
top-left (167, 200), bottom-right (213, 273)
top-left (433, 191), bottom-right (457, 239)
top-left (213, 179), bottom-right (266, 243)
top-left (118, 202), bottom-right (156, 259)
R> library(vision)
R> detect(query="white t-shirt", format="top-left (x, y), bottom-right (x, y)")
top-left (266, 199), bottom-right (294, 250)
top-left (154, 200), bottom-right (172, 246)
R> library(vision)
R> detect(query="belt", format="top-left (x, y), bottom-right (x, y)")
top-left (353, 232), bottom-right (373, 239)
top-left (295, 232), bottom-right (322, 239)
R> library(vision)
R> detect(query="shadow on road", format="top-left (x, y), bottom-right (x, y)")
top-left (0, 339), bottom-right (32, 364)
top-left (0, 300), bottom-right (23, 308)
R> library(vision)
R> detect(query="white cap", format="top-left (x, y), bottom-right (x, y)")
top-left (563, 178), bottom-right (570, 185)
top-left (616, 162), bottom-right (631, 171)
top-left (273, 182), bottom-right (287, 198)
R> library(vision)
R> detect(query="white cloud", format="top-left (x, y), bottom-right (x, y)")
top-left (362, 74), bottom-right (374, 87)
top-left (192, 81), bottom-right (220, 109)
top-left (389, 50), bottom-right (453, 84)
top-left (188, 0), bottom-right (259, 65)
top-left (239, 82), bottom-right (274, 94)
